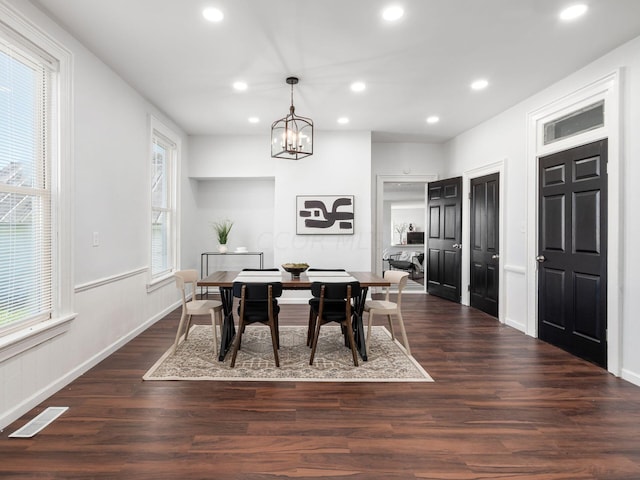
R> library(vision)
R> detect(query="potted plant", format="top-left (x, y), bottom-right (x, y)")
top-left (212, 219), bottom-right (233, 253)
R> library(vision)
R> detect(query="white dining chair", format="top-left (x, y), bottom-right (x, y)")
top-left (172, 269), bottom-right (223, 355)
top-left (364, 270), bottom-right (411, 356)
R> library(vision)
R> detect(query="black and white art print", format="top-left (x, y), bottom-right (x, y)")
top-left (296, 195), bottom-right (354, 235)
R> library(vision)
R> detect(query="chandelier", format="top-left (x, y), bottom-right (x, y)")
top-left (271, 77), bottom-right (314, 160)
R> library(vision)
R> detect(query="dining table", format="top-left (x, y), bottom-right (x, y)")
top-left (198, 270), bottom-right (390, 362)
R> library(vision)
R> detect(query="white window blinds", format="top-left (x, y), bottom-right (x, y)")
top-left (151, 132), bottom-right (175, 279)
top-left (0, 36), bottom-right (54, 332)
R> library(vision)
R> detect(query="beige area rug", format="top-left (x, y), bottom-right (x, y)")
top-left (143, 325), bottom-right (433, 382)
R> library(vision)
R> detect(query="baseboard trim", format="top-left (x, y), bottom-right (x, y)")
top-left (0, 299), bottom-right (180, 431)
top-left (505, 317), bottom-right (526, 332)
top-left (621, 368), bottom-right (640, 387)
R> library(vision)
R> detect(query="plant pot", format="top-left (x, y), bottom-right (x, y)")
top-left (218, 244), bottom-right (228, 253)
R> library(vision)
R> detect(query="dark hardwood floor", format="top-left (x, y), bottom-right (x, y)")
top-left (2, 294), bottom-right (640, 479)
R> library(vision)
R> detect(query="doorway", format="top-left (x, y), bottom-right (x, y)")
top-left (537, 140), bottom-right (608, 368)
top-left (375, 175), bottom-right (437, 293)
top-left (527, 71), bottom-right (621, 375)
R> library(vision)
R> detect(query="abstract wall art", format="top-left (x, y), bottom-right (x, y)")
top-left (296, 195), bottom-right (354, 235)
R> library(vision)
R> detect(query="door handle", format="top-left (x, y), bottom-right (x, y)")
top-left (536, 255), bottom-right (546, 263)
top-left (452, 244), bottom-right (462, 249)
top-left (491, 254), bottom-right (500, 260)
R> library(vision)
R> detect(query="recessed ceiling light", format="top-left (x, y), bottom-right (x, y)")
top-left (426, 116), bottom-right (440, 124)
top-left (337, 117), bottom-right (350, 125)
top-left (471, 79), bottom-right (489, 91)
top-left (559, 4), bottom-right (588, 21)
top-left (248, 117), bottom-right (259, 124)
top-left (233, 81), bottom-right (248, 91)
top-left (202, 7), bottom-right (224, 22)
top-left (382, 5), bottom-right (404, 22)
top-left (350, 81), bottom-right (366, 92)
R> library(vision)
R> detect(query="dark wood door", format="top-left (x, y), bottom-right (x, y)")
top-left (538, 139), bottom-right (607, 368)
top-left (470, 173), bottom-right (499, 317)
top-left (427, 177), bottom-right (462, 302)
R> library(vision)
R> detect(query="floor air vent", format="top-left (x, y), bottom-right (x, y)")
top-left (9, 407), bottom-right (68, 438)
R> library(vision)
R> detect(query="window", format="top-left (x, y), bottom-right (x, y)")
top-left (544, 100), bottom-right (605, 145)
top-left (0, 7), bottom-right (72, 358)
top-left (150, 118), bottom-right (179, 282)
top-left (0, 30), bottom-right (53, 333)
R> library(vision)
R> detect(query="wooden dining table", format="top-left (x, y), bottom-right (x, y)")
top-left (198, 271), bottom-right (390, 362)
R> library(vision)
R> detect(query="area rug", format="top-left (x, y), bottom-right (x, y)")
top-left (143, 325), bottom-right (433, 382)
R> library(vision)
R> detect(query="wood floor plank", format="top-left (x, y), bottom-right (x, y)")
top-left (2, 293), bottom-right (640, 479)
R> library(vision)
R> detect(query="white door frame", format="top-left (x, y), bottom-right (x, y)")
top-left (461, 160), bottom-right (506, 324)
top-left (374, 175), bottom-right (438, 290)
top-left (526, 70), bottom-right (622, 376)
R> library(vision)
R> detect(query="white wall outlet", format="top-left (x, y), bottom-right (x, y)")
top-left (92, 231), bottom-right (99, 247)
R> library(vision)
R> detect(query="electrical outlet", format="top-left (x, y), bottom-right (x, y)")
top-left (92, 231), bottom-right (99, 247)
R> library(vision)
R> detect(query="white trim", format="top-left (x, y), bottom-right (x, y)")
top-left (0, 300), bottom-right (180, 431)
top-left (461, 159), bottom-right (506, 323)
top-left (504, 264), bottom-right (526, 275)
top-left (74, 267), bottom-right (148, 293)
top-left (146, 273), bottom-right (175, 293)
top-left (621, 368), bottom-right (640, 388)
top-left (148, 115), bottom-right (181, 283)
top-left (0, 314), bottom-right (75, 363)
top-left (526, 70), bottom-right (622, 375)
top-left (0, 0), bottom-right (75, 339)
top-left (374, 174), bottom-right (438, 293)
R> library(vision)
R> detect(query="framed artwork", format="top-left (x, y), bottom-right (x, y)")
top-left (296, 195), bottom-right (354, 235)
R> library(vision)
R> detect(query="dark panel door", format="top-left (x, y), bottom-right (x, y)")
top-left (538, 140), bottom-right (607, 368)
top-left (470, 173), bottom-right (499, 317)
top-left (427, 177), bottom-right (462, 302)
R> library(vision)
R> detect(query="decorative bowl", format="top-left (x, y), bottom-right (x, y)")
top-left (281, 263), bottom-right (309, 278)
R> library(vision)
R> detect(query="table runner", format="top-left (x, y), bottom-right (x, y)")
top-left (305, 270), bottom-right (350, 277)
top-left (236, 271), bottom-right (279, 276)
top-left (307, 275), bottom-right (357, 283)
top-left (232, 274), bottom-right (282, 283)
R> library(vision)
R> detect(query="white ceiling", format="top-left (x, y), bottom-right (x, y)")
top-left (32, 0), bottom-right (640, 143)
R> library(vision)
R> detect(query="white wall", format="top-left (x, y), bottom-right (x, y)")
top-left (445, 34), bottom-right (640, 385)
top-left (73, 41), bottom-right (155, 284)
top-left (391, 204), bottom-right (425, 243)
top-left (0, 0), bottom-right (188, 429)
top-left (194, 178), bottom-right (276, 270)
top-left (372, 142), bottom-right (446, 177)
top-left (188, 131), bottom-right (373, 300)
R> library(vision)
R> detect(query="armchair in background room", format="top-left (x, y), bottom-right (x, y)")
top-left (387, 251), bottom-right (424, 280)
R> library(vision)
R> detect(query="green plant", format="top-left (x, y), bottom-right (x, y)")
top-left (212, 219), bottom-right (233, 244)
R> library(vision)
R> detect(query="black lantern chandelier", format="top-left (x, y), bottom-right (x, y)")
top-left (271, 76), bottom-right (314, 160)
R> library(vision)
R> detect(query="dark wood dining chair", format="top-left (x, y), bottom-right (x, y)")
top-left (306, 269), bottom-right (346, 345)
top-left (308, 281), bottom-right (361, 367)
top-left (230, 282), bottom-right (282, 368)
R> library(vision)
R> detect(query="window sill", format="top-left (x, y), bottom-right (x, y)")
top-left (0, 314), bottom-right (77, 363)
top-left (147, 273), bottom-right (175, 293)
